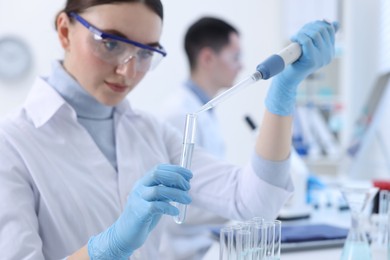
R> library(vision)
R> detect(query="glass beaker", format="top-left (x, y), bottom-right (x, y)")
top-left (340, 186), bottom-right (378, 260)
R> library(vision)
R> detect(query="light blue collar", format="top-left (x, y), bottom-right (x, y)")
top-left (184, 79), bottom-right (212, 106)
top-left (46, 61), bottom-right (114, 120)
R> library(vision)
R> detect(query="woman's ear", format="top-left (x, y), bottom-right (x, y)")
top-left (56, 12), bottom-right (71, 51)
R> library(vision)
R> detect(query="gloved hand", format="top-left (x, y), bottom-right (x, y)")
top-left (88, 164), bottom-right (193, 259)
top-left (265, 20), bottom-right (338, 116)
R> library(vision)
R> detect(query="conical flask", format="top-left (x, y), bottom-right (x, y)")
top-left (340, 186), bottom-right (378, 260)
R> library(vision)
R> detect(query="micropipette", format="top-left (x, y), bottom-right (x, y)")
top-left (197, 19), bottom-right (341, 115)
top-left (196, 42), bottom-right (302, 114)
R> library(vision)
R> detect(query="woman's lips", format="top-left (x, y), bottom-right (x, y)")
top-left (105, 81), bottom-right (128, 93)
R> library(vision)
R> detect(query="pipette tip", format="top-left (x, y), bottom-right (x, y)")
top-left (195, 103), bottom-right (213, 114)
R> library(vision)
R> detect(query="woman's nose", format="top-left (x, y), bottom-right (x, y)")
top-left (115, 57), bottom-right (137, 79)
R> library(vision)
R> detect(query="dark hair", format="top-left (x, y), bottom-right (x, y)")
top-left (56, 0), bottom-right (163, 28)
top-left (184, 17), bottom-right (239, 71)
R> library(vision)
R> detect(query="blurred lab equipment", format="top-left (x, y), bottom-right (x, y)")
top-left (345, 72), bottom-right (390, 180)
top-left (340, 186), bottom-right (378, 260)
top-left (370, 189), bottom-right (390, 259)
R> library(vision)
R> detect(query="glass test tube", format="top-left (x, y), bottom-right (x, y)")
top-left (220, 227), bottom-right (234, 260)
top-left (252, 222), bottom-right (267, 260)
top-left (264, 220), bottom-right (281, 260)
top-left (173, 113), bottom-right (197, 224)
top-left (232, 224), bottom-right (244, 259)
top-left (236, 229), bottom-right (251, 260)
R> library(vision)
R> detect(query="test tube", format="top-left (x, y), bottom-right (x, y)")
top-left (236, 229), bottom-right (251, 260)
top-left (230, 224), bottom-right (243, 259)
top-left (264, 220), bottom-right (281, 260)
top-left (220, 227), bottom-right (234, 260)
top-left (173, 113), bottom-right (197, 224)
top-left (252, 222), bottom-right (266, 260)
top-left (273, 220), bottom-right (281, 259)
top-left (251, 217), bottom-right (264, 226)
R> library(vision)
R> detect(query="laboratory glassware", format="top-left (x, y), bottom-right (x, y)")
top-left (219, 223), bottom-right (244, 260)
top-left (236, 229), bottom-right (251, 260)
top-left (264, 220), bottom-right (281, 260)
top-left (252, 221), bottom-right (267, 260)
top-left (340, 186), bottom-right (378, 260)
top-left (232, 224), bottom-right (244, 259)
top-left (371, 190), bottom-right (390, 259)
top-left (219, 218), bottom-right (280, 260)
top-left (173, 113), bottom-right (197, 224)
top-left (220, 226), bottom-right (234, 260)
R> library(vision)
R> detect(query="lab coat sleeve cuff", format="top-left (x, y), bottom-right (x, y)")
top-left (251, 151), bottom-right (292, 190)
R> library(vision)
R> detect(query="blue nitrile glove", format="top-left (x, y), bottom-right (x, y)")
top-left (265, 20), bottom-right (338, 116)
top-left (88, 164), bottom-right (193, 259)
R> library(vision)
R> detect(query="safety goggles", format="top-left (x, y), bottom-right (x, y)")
top-left (69, 12), bottom-right (167, 72)
top-left (219, 51), bottom-right (242, 70)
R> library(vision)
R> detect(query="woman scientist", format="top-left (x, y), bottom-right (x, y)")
top-left (0, 0), bottom-right (337, 259)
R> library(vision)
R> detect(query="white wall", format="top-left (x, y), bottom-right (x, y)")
top-left (0, 0), bottom-right (65, 115)
top-left (341, 0), bottom-right (382, 146)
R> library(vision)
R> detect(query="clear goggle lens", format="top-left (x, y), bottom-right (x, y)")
top-left (89, 34), bottom-right (164, 72)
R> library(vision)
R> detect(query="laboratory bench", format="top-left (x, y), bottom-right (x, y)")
top-left (203, 242), bottom-right (342, 260)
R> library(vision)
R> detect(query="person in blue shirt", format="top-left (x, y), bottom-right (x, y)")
top-left (160, 17), bottom-right (242, 160)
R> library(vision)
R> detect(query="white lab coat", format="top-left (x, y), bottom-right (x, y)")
top-left (0, 77), bottom-right (293, 260)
